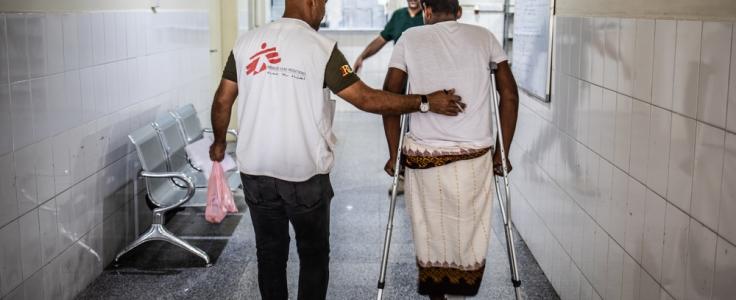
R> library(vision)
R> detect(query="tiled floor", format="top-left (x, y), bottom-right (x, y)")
top-left (76, 112), bottom-right (558, 300)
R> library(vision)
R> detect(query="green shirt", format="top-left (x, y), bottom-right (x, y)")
top-left (380, 8), bottom-right (424, 44)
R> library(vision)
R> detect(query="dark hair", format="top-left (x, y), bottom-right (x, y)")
top-left (420, 0), bottom-right (460, 15)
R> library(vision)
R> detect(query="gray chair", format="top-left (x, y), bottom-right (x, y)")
top-left (170, 104), bottom-right (238, 148)
top-left (115, 124), bottom-right (210, 265)
top-left (153, 114), bottom-right (242, 201)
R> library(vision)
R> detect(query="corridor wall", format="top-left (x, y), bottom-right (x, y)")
top-left (0, 1), bottom-right (218, 298)
top-left (509, 3), bottom-right (736, 300)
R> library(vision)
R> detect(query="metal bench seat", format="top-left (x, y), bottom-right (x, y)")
top-left (153, 114), bottom-right (242, 193)
top-left (170, 104), bottom-right (237, 154)
top-left (115, 124), bottom-right (210, 265)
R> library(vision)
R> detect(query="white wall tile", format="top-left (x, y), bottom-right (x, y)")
top-left (30, 77), bottom-right (50, 141)
top-left (91, 13), bottom-right (105, 65)
top-left (621, 253), bottom-right (641, 300)
top-left (667, 114), bottom-right (696, 213)
top-left (27, 13), bottom-right (46, 79)
top-left (602, 90), bottom-right (618, 161)
top-left (615, 94), bottom-right (633, 171)
top-left (14, 143), bottom-right (38, 215)
top-left (0, 154), bottom-right (18, 227)
top-left (629, 100), bottom-right (651, 182)
top-left (18, 209), bottom-right (42, 280)
top-left (76, 13), bottom-right (93, 68)
top-left (42, 258), bottom-right (62, 300)
top-left (633, 20), bottom-right (655, 103)
top-left (652, 20), bottom-right (677, 110)
top-left (0, 221), bottom-right (22, 297)
top-left (691, 123), bottom-right (725, 231)
top-left (0, 15), bottom-right (8, 85)
top-left (6, 14), bottom-right (29, 83)
top-left (646, 107), bottom-right (672, 196)
top-left (44, 13), bottom-right (64, 75)
top-left (604, 18), bottom-right (620, 90)
top-left (597, 160), bottom-right (614, 232)
top-left (593, 226), bottom-right (610, 293)
top-left (640, 269), bottom-right (661, 300)
top-left (62, 13), bottom-right (79, 71)
top-left (103, 13), bottom-right (116, 62)
top-left (642, 189), bottom-right (666, 280)
top-left (39, 198), bottom-right (60, 265)
top-left (0, 84), bottom-right (12, 155)
top-left (63, 71), bottom-right (82, 130)
top-left (625, 178), bottom-right (646, 262)
top-left (729, 27), bottom-right (736, 133)
top-left (685, 220), bottom-right (717, 300)
top-left (589, 85), bottom-right (604, 154)
top-left (55, 190), bottom-right (75, 250)
top-left (591, 18), bottom-right (606, 86)
top-left (21, 269), bottom-right (44, 300)
top-left (114, 13), bottom-right (127, 61)
top-left (10, 81), bottom-right (34, 150)
top-left (619, 18), bottom-right (636, 97)
top-left (672, 20), bottom-right (702, 118)
top-left (569, 18), bottom-right (582, 78)
top-left (45, 74), bottom-right (67, 136)
top-left (719, 133), bottom-right (736, 244)
top-left (606, 240), bottom-right (625, 300)
top-left (36, 138), bottom-right (55, 203)
top-left (713, 238), bottom-right (736, 300)
top-left (698, 22), bottom-right (732, 128)
top-left (661, 204), bottom-right (690, 300)
top-left (610, 167), bottom-right (629, 244)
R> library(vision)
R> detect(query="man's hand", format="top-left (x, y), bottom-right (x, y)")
top-left (210, 141), bottom-right (227, 162)
top-left (354, 57), bottom-right (364, 73)
top-left (384, 157), bottom-right (397, 176)
top-left (427, 89), bottom-right (466, 116)
top-left (492, 152), bottom-right (513, 176)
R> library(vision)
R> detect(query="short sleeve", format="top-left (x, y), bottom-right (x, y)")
top-left (324, 46), bottom-right (361, 94)
top-left (380, 12), bottom-right (397, 42)
top-left (222, 51), bottom-right (238, 82)
top-left (488, 32), bottom-right (508, 64)
top-left (388, 37), bottom-right (408, 72)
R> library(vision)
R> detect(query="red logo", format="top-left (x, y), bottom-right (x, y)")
top-left (246, 42), bottom-right (282, 76)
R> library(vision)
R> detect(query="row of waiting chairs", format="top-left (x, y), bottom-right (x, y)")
top-left (114, 104), bottom-right (241, 266)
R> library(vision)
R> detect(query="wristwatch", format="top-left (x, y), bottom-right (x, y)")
top-left (419, 95), bottom-right (429, 113)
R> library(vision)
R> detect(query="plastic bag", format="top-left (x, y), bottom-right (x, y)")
top-left (185, 138), bottom-right (236, 179)
top-left (205, 161), bottom-right (238, 224)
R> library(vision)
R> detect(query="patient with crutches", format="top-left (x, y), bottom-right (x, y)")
top-left (381, 0), bottom-right (519, 299)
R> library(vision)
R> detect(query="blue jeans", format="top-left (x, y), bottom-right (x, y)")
top-left (240, 173), bottom-right (333, 300)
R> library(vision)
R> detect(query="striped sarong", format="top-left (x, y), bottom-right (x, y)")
top-left (402, 136), bottom-right (495, 296)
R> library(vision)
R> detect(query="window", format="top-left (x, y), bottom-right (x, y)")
top-left (270, 0), bottom-right (391, 29)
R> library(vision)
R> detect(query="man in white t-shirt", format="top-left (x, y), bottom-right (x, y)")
top-left (382, 0), bottom-right (519, 298)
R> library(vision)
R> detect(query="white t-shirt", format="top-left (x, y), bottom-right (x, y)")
top-left (232, 18), bottom-right (337, 182)
top-left (388, 21), bottom-right (508, 149)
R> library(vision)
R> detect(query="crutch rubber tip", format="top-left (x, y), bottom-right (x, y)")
top-left (377, 282), bottom-right (385, 289)
top-left (512, 279), bottom-right (522, 287)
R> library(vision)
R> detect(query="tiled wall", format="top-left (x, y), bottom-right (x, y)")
top-left (0, 10), bottom-right (212, 299)
top-left (509, 16), bottom-right (736, 300)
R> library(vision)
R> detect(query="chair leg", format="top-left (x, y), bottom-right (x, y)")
top-left (157, 224), bottom-right (211, 265)
top-left (114, 224), bottom-right (211, 266)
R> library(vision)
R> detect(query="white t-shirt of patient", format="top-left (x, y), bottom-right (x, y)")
top-left (388, 20), bottom-right (508, 149)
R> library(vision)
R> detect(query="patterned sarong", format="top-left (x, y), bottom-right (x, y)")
top-left (402, 136), bottom-right (495, 296)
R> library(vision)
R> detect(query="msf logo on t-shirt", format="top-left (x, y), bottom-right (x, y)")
top-left (246, 42), bottom-right (282, 76)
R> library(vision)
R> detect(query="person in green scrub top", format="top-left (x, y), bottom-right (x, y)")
top-left (353, 0), bottom-right (424, 73)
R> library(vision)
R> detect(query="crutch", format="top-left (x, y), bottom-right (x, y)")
top-left (376, 113), bottom-right (409, 300)
top-left (489, 62), bottom-right (523, 300)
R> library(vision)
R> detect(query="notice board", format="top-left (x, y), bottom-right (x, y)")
top-left (512, 0), bottom-right (554, 101)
